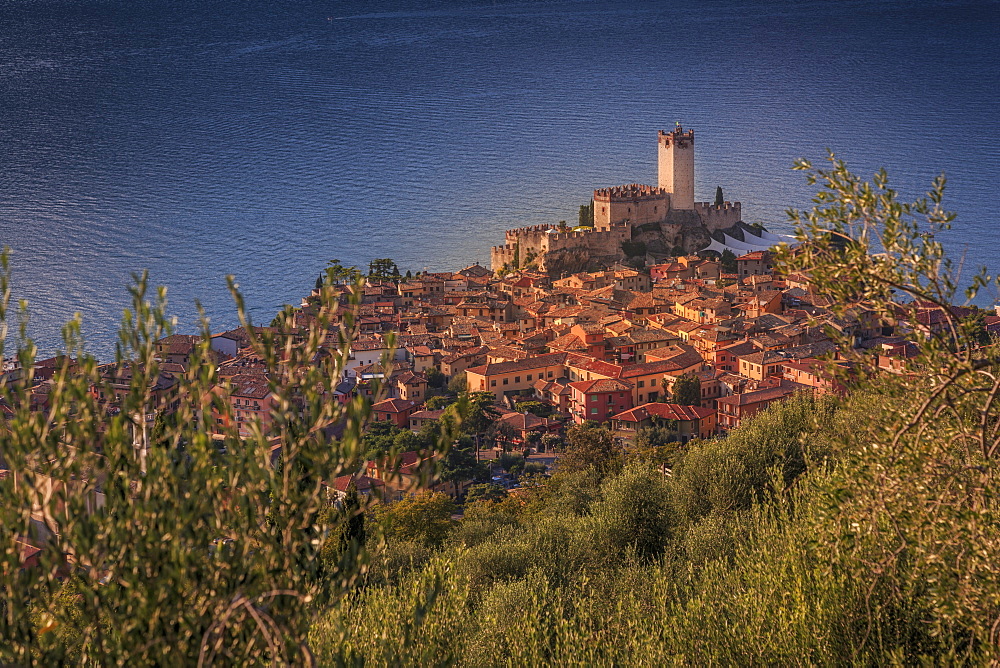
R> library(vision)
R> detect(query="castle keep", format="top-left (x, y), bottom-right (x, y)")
top-left (492, 126), bottom-right (743, 275)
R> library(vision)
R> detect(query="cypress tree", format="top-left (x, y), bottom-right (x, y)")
top-left (715, 186), bottom-right (724, 207)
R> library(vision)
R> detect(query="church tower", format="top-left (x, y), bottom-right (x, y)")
top-left (658, 125), bottom-right (695, 210)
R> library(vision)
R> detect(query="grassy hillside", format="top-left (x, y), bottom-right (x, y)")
top-left (311, 385), bottom-right (996, 665)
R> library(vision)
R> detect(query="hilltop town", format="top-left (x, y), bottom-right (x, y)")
top-left (4, 127), bottom-right (998, 516)
top-left (5, 130), bottom-right (1000, 663)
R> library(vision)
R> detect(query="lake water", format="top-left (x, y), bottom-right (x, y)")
top-left (1, 0), bottom-right (998, 358)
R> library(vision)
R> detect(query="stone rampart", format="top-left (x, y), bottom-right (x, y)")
top-left (491, 222), bottom-right (631, 272)
top-left (594, 184), bottom-right (672, 229)
top-left (694, 201), bottom-right (742, 232)
top-left (491, 243), bottom-right (519, 271)
top-left (594, 184), bottom-right (670, 200)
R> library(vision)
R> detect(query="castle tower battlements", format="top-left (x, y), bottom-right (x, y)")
top-left (658, 126), bottom-right (695, 210)
top-left (694, 200), bottom-right (742, 232)
top-left (489, 126), bottom-right (746, 275)
top-left (593, 184), bottom-right (670, 200)
top-left (593, 183), bottom-right (672, 230)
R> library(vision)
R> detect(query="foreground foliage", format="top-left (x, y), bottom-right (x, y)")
top-left (0, 270), bottom-right (453, 664)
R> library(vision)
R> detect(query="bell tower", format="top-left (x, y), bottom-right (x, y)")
top-left (658, 124), bottom-right (695, 210)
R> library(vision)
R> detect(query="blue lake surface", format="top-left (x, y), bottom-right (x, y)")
top-left (1, 0), bottom-right (998, 358)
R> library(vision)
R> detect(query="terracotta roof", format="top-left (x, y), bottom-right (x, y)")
top-left (498, 411), bottom-right (558, 431)
top-left (532, 378), bottom-right (572, 395)
top-left (620, 358), bottom-right (698, 378)
top-left (716, 383), bottom-right (802, 407)
top-left (569, 376), bottom-right (632, 396)
top-left (371, 398), bottom-right (417, 414)
top-left (227, 374), bottom-right (271, 399)
top-left (567, 357), bottom-right (624, 378)
top-left (394, 371), bottom-right (427, 386)
top-left (611, 402), bottom-right (714, 423)
top-left (156, 334), bottom-right (200, 355)
top-left (486, 345), bottom-right (528, 362)
top-left (549, 334), bottom-right (588, 351)
top-left (629, 329), bottom-right (675, 344)
top-left (466, 352), bottom-right (570, 377)
top-left (331, 474), bottom-right (384, 493)
top-left (410, 409), bottom-right (446, 421)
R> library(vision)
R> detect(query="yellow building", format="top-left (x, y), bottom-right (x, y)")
top-left (465, 352), bottom-right (573, 400)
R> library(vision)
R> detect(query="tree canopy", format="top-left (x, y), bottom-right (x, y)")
top-left (720, 249), bottom-right (737, 273)
top-left (368, 258), bottom-right (401, 282)
top-left (671, 373), bottom-right (701, 406)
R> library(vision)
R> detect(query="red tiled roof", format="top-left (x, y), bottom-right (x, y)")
top-left (228, 374), bottom-right (271, 399)
top-left (498, 411), bottom-right (557, 431)
top-left (331, 474), bottom-right (384, 493)
top-left (466, 352), bottom-right (570, 377)
top-left (716, 383), bottom-right (801, 407)
top-left (620, 359), bottom-right (695, 378)
top-left (611, 402), bottom-right (714, 423)
top-left (568, 378), bottom-right (633, 394)
top-left (410, 409), bottom-right (446, 421)
top-left (371, 398), bottom-right (417, 414)
top-left (567, 357), bottom-right (624, 378)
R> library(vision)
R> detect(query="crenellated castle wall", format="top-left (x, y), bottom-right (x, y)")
top-left (693, 201), bottom-right (742, 232)
top-left (491, 222), bottom-right (631, 272)
top-left (593, 184), bottom-right (672, 229)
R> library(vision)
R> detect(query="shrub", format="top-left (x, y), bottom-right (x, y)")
top-left (0, 262), bottom-right (452, 664)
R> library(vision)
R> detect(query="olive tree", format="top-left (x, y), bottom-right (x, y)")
top-left (777, 154), bottom-right (1000, 653)
top-left (0, 258), bottom-right (451, 664)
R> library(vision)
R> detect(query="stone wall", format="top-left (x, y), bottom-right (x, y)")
top-left (658, 127), bottom-right (695, 210)
top-left (593, 184), bottom-right (672, 229)
top-left (694, 201), bottom-right (742, 232)
top-left (491, 222), bottom-right (631, 272)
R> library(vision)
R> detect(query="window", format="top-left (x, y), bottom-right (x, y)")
top-left (638, 380), bottom-right (645, 388)
top-left (527, 374), bottom-right (533, 381)
top-left (591, 407), bottom-right (598, 415)
top-left (503, 378), bottom-right (508, 385)
top-left (514, 376), bottom-right (520, 383)
top-left (547, 371), bottom-right (553, 378)
top-left (491, 380), bottom-right (497, 387)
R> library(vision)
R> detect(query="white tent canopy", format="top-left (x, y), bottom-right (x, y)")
top-left (700, 228), bottom-right (793, 257)
top-left (721, 233), bottom-right (771, 253)
top-left (754, 228), bottom-right (795, 243)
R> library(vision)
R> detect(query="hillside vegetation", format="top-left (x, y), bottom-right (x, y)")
top-left (310, 380), bottom-right (997, 665)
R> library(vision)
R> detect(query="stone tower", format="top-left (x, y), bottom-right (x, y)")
top-left (658, 125), bottom-right (695, 211)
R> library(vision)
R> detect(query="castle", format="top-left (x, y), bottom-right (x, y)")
top-left (491, 126), bottom-right (743, 275)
